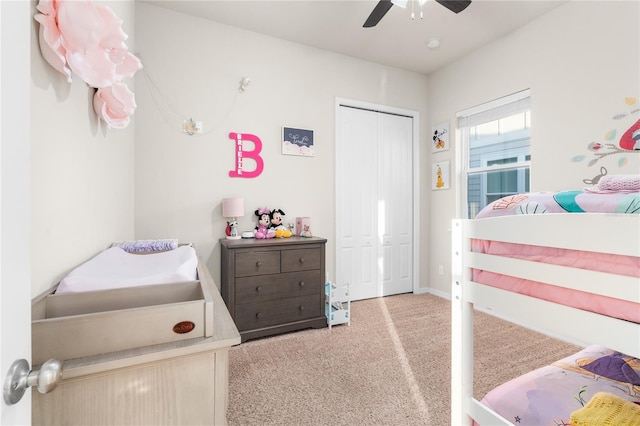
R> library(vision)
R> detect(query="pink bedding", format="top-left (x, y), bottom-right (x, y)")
top-left (480, 345), bottom-right (640, 426)
top-left (471, 240), bottom-right (640, 323)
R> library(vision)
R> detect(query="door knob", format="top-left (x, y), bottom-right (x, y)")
top-left (3, 358), bottom-right (63, 405)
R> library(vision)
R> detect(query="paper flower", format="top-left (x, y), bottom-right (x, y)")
top-left (93, 83), bottom-right (137, 129)
top-left (34, 0), bottom-right (142, 128)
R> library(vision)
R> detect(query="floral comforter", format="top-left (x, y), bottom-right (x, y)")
top-left (476, 190), bottom-right (640, 219)
top-left (481, 345), bottom-right (640, 426)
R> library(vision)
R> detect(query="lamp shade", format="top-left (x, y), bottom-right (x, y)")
top-left (222, 198), bottom-right (244, 218)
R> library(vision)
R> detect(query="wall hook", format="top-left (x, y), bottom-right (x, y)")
top-left (239, 77), bottom-right (251, 93)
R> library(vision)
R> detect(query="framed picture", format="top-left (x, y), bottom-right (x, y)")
top-left (432, 161), bottom-right (450, 190)
top-left (432, 121), bottom-right (450, 153)
top-left (282, 127), bottom-right (315, 157)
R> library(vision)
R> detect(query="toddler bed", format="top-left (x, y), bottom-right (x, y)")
top-left (32, 239), bottom-right (216, 364)
top-left (451, 177), bottom-right (640, 425)
top-left (31, 240), bottom-right (241, 426)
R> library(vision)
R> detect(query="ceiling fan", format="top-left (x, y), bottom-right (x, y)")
top-left (363, 0), bottom-right (472, 28)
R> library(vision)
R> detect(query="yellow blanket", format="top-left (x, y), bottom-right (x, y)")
top-left (570, 392), bottom-right (640, 426)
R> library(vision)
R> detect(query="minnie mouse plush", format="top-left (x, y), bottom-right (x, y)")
top-left (254, 207), bottom-right (275, 239)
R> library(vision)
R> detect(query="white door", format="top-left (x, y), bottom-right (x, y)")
top-left (377, 112), bottom-right (413, 296)
top-left (1, 1), bottom-right (32, 423)
top-left (336, 106), bottom-right (379, 299)
top-left (336, 103), bottom-right (414, 301)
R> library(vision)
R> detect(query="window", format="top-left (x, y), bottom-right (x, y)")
top-left (457, 90), bottom-right (531, 218)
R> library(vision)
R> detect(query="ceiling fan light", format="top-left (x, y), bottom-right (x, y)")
top-left (391, 0), bottom-right (409, 9)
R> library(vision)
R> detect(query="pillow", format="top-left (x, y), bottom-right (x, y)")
top-left (570, 392), bottom-right (640, 426)
top-left (111, 238), bottom-right (178, 253)
top-left (597, 174), bottom-right (640, 192)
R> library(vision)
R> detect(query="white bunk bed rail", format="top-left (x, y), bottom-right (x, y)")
top-left (451, 213), bottom-right (640, 426)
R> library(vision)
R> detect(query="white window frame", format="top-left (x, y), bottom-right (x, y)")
top-left (457, 90), bottom-right (531, 219)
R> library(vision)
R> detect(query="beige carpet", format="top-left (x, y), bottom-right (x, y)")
top-left (227, 293), bottom-right (580, 425)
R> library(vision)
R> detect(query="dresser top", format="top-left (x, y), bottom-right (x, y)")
top-left (220, 236), bottom-right (326, 248)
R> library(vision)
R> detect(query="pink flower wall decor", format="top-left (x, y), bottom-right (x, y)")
top-left (93, 83), bottom-right (137, 130)
top-left (34, 0), bottom-right (142, 129)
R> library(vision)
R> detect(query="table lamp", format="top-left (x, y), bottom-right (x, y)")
top-left (222, 197), bottom-right (244, 239)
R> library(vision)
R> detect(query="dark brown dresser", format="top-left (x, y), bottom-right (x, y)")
top-left (220, 236), bottom-right (327, 342)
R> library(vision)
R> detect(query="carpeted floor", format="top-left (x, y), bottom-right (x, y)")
top-left (227, 293), bottom-right (580, 425)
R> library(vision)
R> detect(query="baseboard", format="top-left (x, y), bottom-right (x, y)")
top-left (418, 287), bottom-right (451, 300)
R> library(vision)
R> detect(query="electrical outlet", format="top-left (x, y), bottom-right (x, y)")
top-left (438, 264), bottom-right (444, 275)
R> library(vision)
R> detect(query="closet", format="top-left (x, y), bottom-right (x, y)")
top-left (336, 103), bottom-right (414, 301)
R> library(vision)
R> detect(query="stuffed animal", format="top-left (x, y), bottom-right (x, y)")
top-left (225, 220), bottom-right (239, 238)
top-left (301, 224), bottom-right (312, 238)
top-left (254, 208), bottom-right (275, 239)
top-left (269, 208), bottom-right (292, 238)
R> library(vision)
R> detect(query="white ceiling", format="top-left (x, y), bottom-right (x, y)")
top-left (144, 0), bottom-right (567, 75)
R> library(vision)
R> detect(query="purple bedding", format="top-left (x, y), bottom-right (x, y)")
top-left (480, 345), bottom-right (640, 426)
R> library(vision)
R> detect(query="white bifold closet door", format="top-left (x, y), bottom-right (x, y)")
top-left (336, 105), bottom-right (413, 301)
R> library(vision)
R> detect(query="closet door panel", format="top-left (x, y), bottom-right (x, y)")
top-left (337, 106), bottom-right (378, 300)
top-left (377, 113), bottom-right (413, 296)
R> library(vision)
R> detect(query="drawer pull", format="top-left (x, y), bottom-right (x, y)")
top-left (256, 312), bottom-right (263, 319)
top-left (256, 285), bottom-right (262, 293)
top-left (298, 281), bottom-right (305, 288)
top-left (256, 261), bottom-right (262, 267)
top-left (298, 305), bottom-right (305, 312)
top-left (298, 257), bottom-right (305, 264)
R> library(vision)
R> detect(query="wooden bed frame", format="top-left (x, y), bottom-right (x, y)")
top-left (32, 258), bottom-right (241, 425)
top-left (451, 213), bottom-right (640, 425)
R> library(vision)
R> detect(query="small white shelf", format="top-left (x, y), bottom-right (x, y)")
top-left (325, 282), bottom-right (350, 328)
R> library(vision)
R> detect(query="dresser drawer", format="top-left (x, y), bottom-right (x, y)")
top-left (235, 251), bottom-right (280, 277)
top-left (235, 270), bottom-right (321, 304)
top-left (234, 294), bottom-right (322, 331)
top-left (281, 248), bottom-right (321, 272)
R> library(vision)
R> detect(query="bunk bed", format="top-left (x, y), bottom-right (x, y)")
top-left (451, 186), bottom-right (640, 425)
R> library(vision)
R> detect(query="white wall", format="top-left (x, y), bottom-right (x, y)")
top-left (427, 0), bottom-right (640, 296)
top-left (134, 3), bottom-right (430, 286)
top-left (27, 1), bottom-right (638, 299)
top-left (30, 1), bottom-right (137, 295)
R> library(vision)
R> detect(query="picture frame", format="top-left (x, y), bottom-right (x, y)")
top-left (282, 126), bottom-right (315, 157)
top-left (432, 121), bottom-right (450, 153)
top-left (432, 161), bottom-right (450, 190)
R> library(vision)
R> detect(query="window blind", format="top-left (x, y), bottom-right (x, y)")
top-left (457, 89), bottom-right (531, 128)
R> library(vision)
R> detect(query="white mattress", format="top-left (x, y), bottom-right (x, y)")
top-left (56, 246), bottom-right (198, 294)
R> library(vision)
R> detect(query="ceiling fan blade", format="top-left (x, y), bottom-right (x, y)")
top-left (435, 0), bottom-right (472, 14)
top-left (363, 0), bottom-right (394, 28)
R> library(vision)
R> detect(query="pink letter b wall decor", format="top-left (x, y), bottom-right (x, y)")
top-left (228, 132), bottom-right (264, 178)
